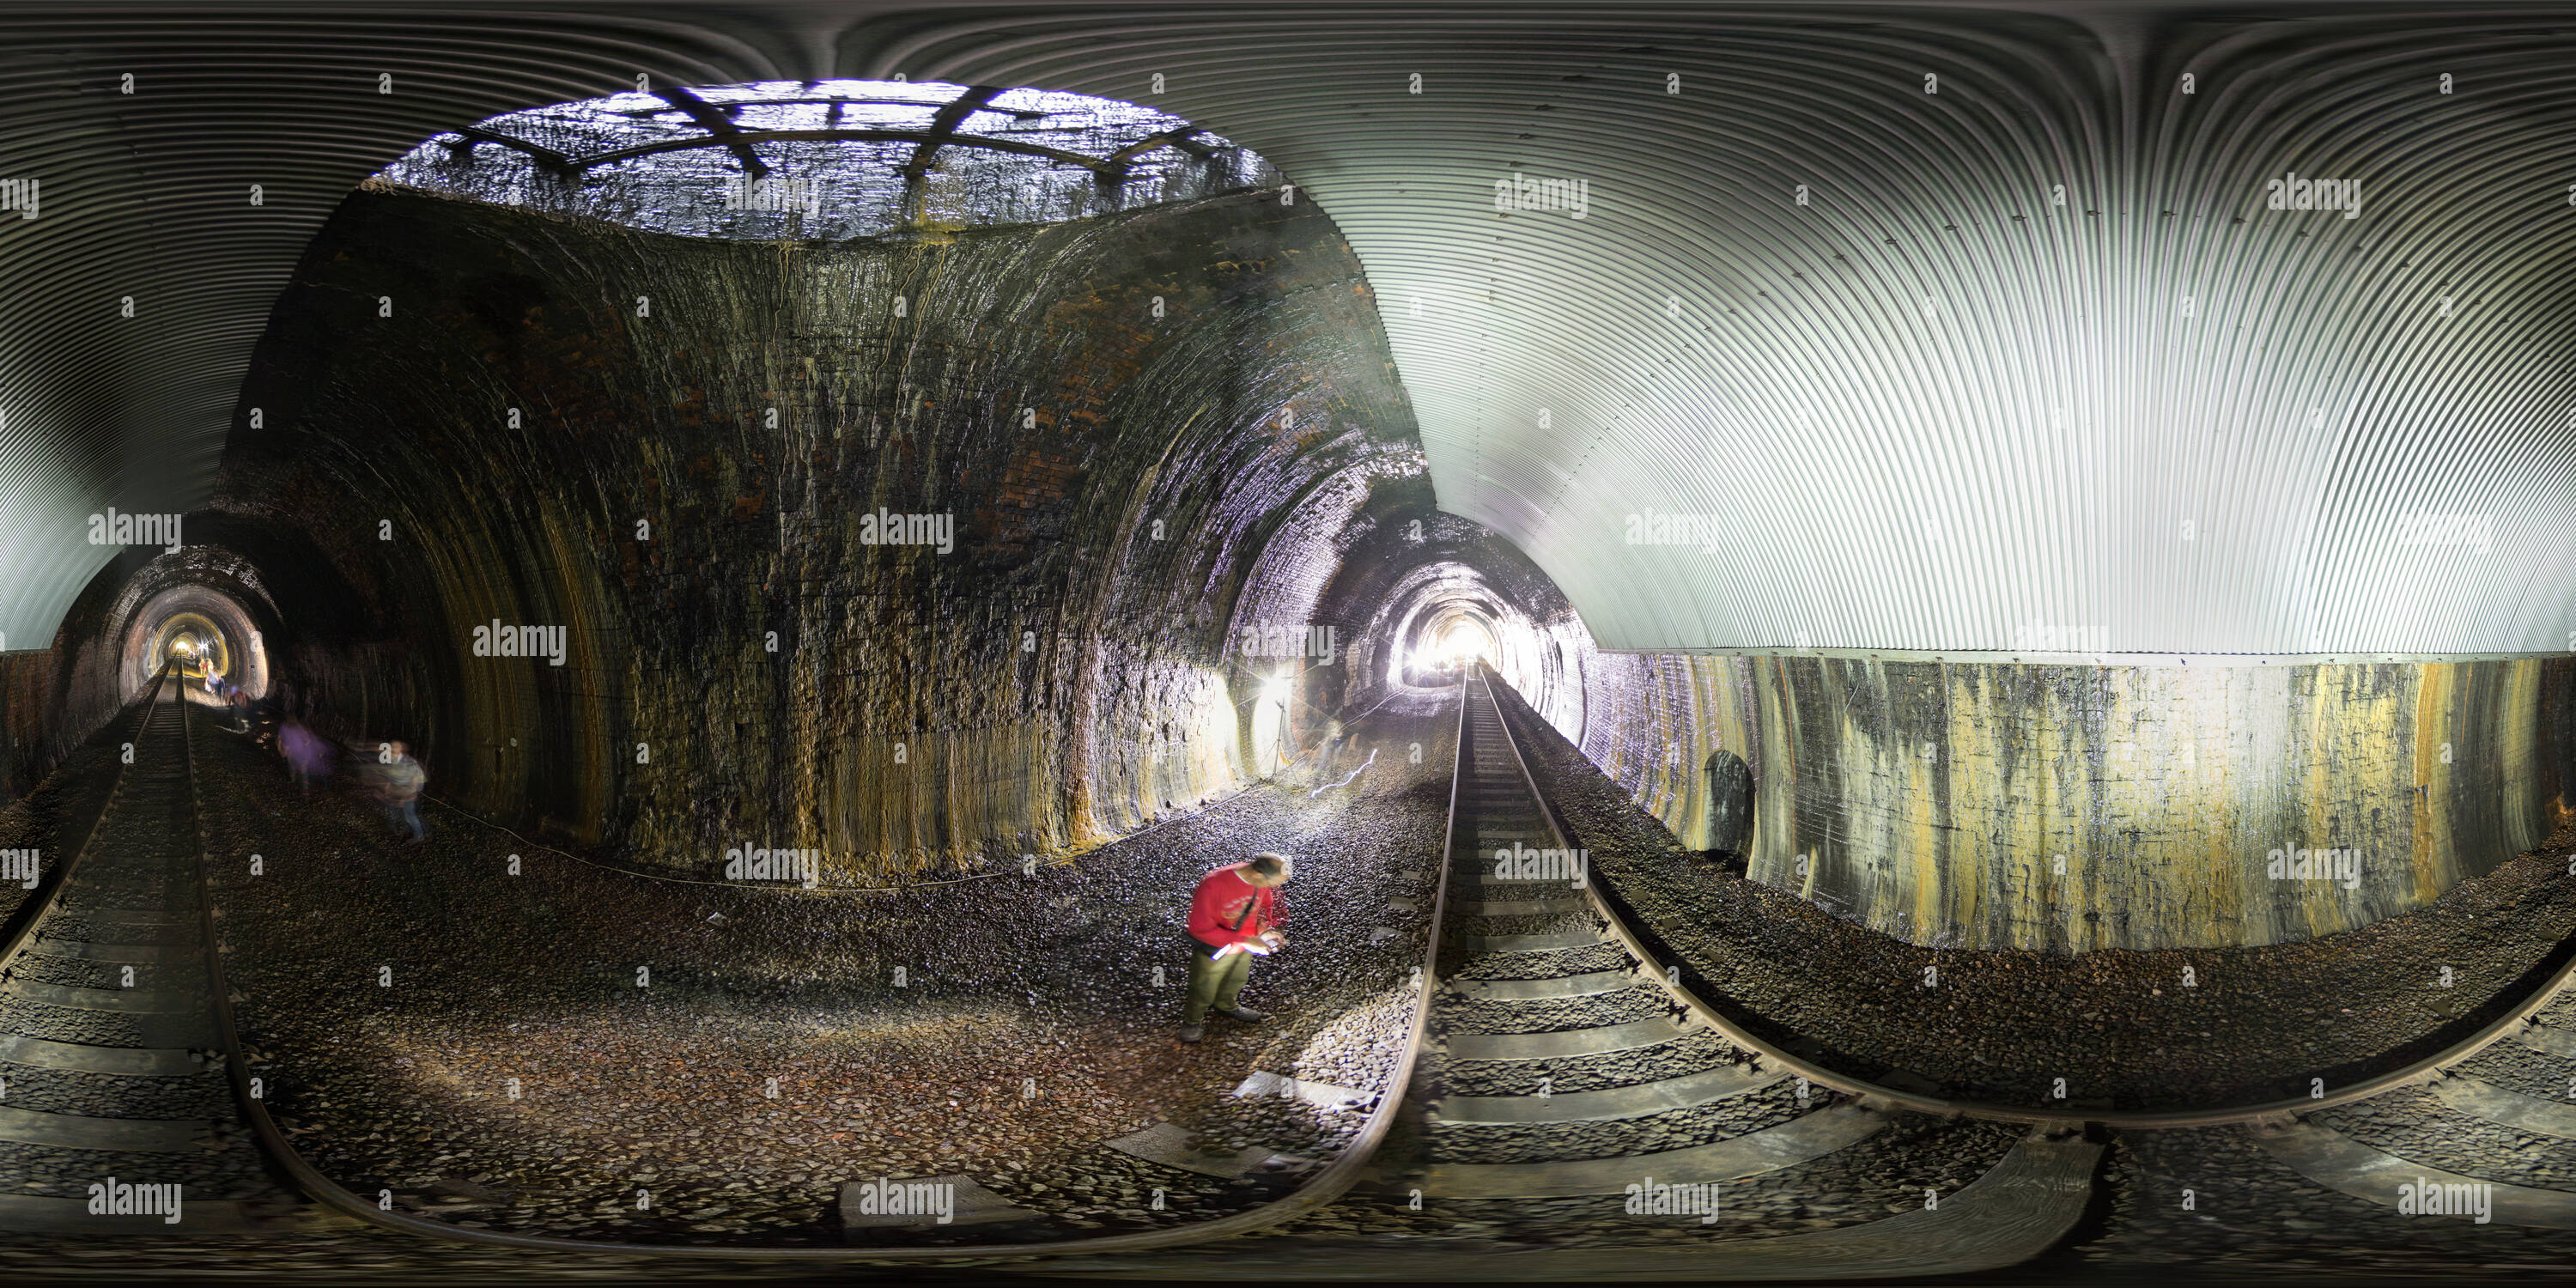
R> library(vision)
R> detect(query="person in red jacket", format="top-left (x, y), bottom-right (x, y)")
top-left (1180, 852), bottom-right (1292, 1043)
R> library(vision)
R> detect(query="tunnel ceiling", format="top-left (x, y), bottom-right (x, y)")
top-left (2, 4), bottom-right (2573, 659)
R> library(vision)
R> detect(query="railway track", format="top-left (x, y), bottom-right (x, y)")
top-left (3, 666), bottom-right (2573, 1273)
top-left (0, 669), bottom-right (289, 1233)
top-left (1404, 671), bottom-right (1860, 1201)
top-left (1229, 669), bottom-right (2576, 1279)
top-left (1467, 667), bottom-right (2576, 1132)
top-left (1274, 671), bottom-right (2099, 1279)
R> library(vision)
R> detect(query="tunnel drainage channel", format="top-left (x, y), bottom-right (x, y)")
top-left (179, 680), bottom-right (1472, 1261)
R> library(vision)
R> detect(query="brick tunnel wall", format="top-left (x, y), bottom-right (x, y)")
top-left (1577, 653), bottom-right (2576, 951)
top-left (207, 182), bottom-right (1422, 881)
top-left (0, 622), bottom-right (119, 808)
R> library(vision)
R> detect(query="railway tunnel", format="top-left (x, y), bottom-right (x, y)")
top-left (3, 3), bottom-right (2576, 1281)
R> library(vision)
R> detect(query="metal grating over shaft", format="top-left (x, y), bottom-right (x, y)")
top-left (376, 79), bottom-right (1274, 241)
top-left (1, 6), bottom-right (2573, 659)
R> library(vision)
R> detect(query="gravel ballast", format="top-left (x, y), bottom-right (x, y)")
top-left (191, 691), bottom-right (1457, 1245)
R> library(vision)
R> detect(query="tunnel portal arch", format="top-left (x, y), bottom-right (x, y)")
top-left (111, 555), bottom-right (276, 708)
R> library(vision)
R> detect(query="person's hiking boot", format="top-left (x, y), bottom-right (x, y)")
top-left (1216, 1005), bottom-right (1266, 1024)
top-left (1178, 1023), bottom-right (1206, 1043)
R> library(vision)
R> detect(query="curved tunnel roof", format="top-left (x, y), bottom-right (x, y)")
top-left (0, 4), bottom-right (2569, 659)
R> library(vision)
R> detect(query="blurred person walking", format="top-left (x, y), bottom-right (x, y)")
top-left (374, 741), bottom-right (428, 844)
top-left (279, 721), bottom-right (331, 794)
top-left (1180, 852), bottom-right (1291, 1043)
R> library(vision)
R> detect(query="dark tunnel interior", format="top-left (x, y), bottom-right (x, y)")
top-left (1, 9), bottom-right (2575, 1283)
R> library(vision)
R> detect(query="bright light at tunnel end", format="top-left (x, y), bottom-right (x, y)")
top-left (1410, 617), bottom-right (1497, 679)
top-left (1438, 622), bottom-right (1495, 664)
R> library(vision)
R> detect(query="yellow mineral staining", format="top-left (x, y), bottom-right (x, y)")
top-left (2410, 663), bottom-right (2455, 906)
top-left (2499, 660), bottom-right (2543, 854)
top-left (1711, 656), bottom-right (2552, 952)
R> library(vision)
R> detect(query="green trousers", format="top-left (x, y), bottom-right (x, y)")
top-left (1183, 939), bottom-right (1253, 1024)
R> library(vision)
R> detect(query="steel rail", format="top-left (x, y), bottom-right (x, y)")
top-left (0, 667), bottom-right (175, 986)
top-left (1472, 664), bottom-right (2576, 1132)
top-left (179, 677), bottom-right (1469, 1260)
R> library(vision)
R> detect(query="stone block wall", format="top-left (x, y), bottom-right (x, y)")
top-left (210, 183), bottom-right (1422, 878)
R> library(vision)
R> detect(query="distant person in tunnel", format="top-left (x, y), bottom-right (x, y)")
top-left (372, 740), bottom-right (428, 843)
top-left (1180, 852), bottom-right (1291, 1044)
